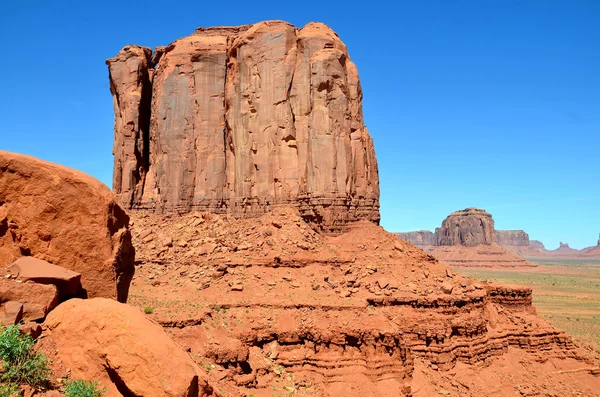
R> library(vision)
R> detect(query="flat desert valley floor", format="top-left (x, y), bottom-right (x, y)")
top-left (459, 259), bottom-right (600, 350)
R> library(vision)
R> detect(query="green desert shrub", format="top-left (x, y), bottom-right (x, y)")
top-left (143, 306), bottom-right (153, 314)
top-left (0, 325), bottom-right (51, 388)
top-left (63, 379), bottom-right (106, 397)
top-left (0, 383), bottom-right (20, 397)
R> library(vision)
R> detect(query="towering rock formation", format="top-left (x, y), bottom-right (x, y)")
top-left (108, 46), bottom-right (152, 208)
top-left (107, 21), bottom-right (379, 232)
top-left (435, 208), bottom-right (496, 247)
top-left (496, 230), bottom-right (530, 247)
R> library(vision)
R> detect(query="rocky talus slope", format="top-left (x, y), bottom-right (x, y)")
top-left (126, 207), bottom-right (599, 396)
top-left (107, 21), bottom-right (379, 232)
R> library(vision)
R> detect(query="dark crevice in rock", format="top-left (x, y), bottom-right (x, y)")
top-left (105, 365), bottom-right (140, 397)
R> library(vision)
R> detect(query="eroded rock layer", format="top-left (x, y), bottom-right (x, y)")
top-left (107, 21), bottom-right (379, 232)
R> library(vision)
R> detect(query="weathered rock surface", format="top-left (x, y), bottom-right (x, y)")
top-left (0, 151), bottom-right (135, 302)
top-left (0, 301), bottom-right (23, 325)
top-left (396, 230), bottom-right (435, 246)
top-left (8, 256), bottom-right (82, 299)
top-left (107, 21), bottom-right (379, 232)
top-left (0, 277), bottom-right (59, 321)
top-left (435, 208), bottom-right (496, 247)
top-left (45, 298), bottom-right (214, 397)
top-left (496, 230), bottom-right (530, 247)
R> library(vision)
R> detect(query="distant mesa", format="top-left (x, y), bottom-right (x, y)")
top-left (496, 230), bottom-right (530, 247)
top-left (107, 20), bottom-right (380, 233)
top-left (397, 208), bottom-right (600, 261)
top-left (529, 240), bottom-right (546, 250)
top-left (395, 230), bottom-right (435, 246)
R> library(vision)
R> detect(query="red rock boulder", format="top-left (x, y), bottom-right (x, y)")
top-left (45, 298), bottom-right (213, 397)
top-left (0, 277), bottom-right (59, 322)
top-left (8, 256), bottom-right (82, 299)
top-left (0, 301), bottom-right (23, 325)
top-left (0, 151), bottom-right (135, 302)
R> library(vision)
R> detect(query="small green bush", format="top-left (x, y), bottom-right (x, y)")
top-left (0, 325), bottom-right (51, 388)
top-left (143, 306), bottom-right (153, 314)
top-left (63, 379), bottom-right (106, 397)
top-left (0, 383), bottom-right (20, 397)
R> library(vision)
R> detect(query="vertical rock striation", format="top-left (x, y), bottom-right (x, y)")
top-left (107, 46), bottom-right (152, 208)
top-left (107, 21), bottom-right (379, 231)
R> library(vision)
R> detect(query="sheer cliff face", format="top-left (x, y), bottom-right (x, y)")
top-left (107, 21), bottom-right (379, 231)
top-left (435, 208), bottom-right (496, 247)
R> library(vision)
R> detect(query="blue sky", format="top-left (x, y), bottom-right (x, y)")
top-left (1, 0), bottom-right (598, 249)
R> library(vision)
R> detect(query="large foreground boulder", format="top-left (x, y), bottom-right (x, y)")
top-left (0, 151), bottom-right (135, 302)
top-left (45, 298), bottom-right (211, 397)
top-left (8, 256), bottom-right (82, 299)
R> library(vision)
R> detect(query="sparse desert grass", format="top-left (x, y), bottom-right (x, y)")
top-left (63, 380), bottom-right (106, 397)
top-left (458, 261), bottom-right (600, 348)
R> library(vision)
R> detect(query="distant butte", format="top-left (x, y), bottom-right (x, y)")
top-left (397, 208), bottom-right (537, 268)
top-left (398, 210), bottom-right (600, 260)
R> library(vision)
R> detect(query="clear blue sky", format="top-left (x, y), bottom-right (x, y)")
top-left (1, 0), bottom-right (598, 249)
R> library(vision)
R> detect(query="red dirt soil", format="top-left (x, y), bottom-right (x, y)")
top-left (126, 207), bottom-right (600, 396)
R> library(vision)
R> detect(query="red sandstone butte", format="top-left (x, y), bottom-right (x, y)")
top-left (107, 21), bottom-right (379, 232)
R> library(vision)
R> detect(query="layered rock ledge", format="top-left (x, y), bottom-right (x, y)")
top-left (107, 21), bottom-right (379, 232)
